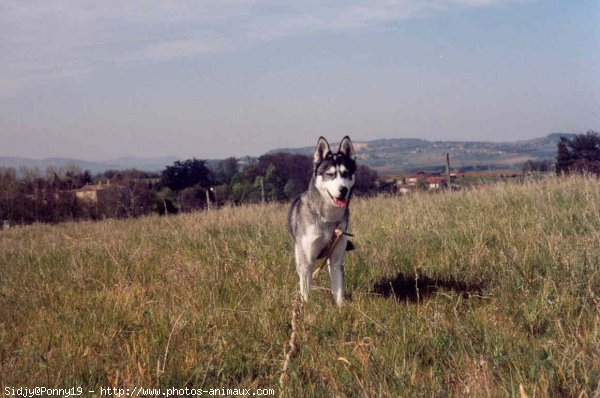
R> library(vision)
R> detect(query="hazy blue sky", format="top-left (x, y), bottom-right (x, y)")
top-left (1, 0), bottom-right (599, 160)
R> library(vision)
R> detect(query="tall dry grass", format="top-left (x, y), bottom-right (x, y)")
top-left (0, 175), bottom-right (599, 396)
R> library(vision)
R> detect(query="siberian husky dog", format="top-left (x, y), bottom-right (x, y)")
top-left (288, 136), bottom-right (356, 305)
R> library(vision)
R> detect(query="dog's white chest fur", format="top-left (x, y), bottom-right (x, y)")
top-left (300, 224), bottom-right (336, 261)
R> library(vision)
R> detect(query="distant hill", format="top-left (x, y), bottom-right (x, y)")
top-left (0, 156), bottom-right (180, 174)
top-left (1, 133), bottom-right (575, 175)
top-left (269, 133), bottom-right (575, 174)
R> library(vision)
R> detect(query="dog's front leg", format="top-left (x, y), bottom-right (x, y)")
top-left (295, 245), bottom-right (313, 302)
top-left (328, 236), bottom-right (347, 305)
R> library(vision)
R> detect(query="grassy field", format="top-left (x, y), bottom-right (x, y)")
top-left (1, 176), bottom-right (599, 397)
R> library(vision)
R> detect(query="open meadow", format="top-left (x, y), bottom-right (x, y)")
top-left (1, 176), bottom-right (599, 397)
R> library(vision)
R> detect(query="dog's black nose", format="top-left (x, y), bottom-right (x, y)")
top-left (339, 187), bottom-right (348, 198)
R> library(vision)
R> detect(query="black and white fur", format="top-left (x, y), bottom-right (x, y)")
top-left (288, 136), bottom-right (356, 305)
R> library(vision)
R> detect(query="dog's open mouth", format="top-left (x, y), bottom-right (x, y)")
top-left (328, 191), bottom-right (348, 208)
top-left (332, 197), bottom-right (347, 208)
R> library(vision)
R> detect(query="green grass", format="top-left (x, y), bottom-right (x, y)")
top-left (1, 176), bottom-right (599, 397)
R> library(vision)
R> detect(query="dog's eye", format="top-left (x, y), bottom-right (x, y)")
top-left (325, 172), bottom-right (336, 178)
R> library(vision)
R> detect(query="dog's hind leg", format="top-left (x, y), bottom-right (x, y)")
top-left (295, 245), bottom-right (312, 302)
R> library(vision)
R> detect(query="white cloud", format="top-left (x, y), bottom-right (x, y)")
top-left (119, 38), bottom-right (231, 65)
top-left (0, 0), bottom-right (516, 93)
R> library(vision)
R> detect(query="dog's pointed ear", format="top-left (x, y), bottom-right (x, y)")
top-left (313, 137), bottom-right (331, 165)
top-left (338, 136), bottom-right (355, 160)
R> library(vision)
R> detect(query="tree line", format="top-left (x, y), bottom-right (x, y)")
top-left (2, 131), bottom-right (596, 227)
top-left (0, 153), bottom-right (378, 227)
top-left (556, 130), bottom-right (600, 176)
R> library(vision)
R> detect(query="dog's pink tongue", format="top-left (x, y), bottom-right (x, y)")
top-left (332, 197), bottom-right (347, 208)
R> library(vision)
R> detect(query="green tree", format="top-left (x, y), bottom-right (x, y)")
top-left (212, 157), bottom-right (238, 185)
top-left (179, 186), bottom-right (208, 212)
top-left (155, 187), bottom-right (177, 215)
top-left (160, 159), bottom-right (212, 191)
top-left (353, 165), bottom-right (378, 196)
top-left (556, 137), bottom-right (572, 175)
top-left (569, 131), bottom-right (600, 162)
top-left (264, 163), bottom-right (285, 201)
top-left (556, 131), bottom-right (600, 176)
top-left (283, 179), bottom-right (303, 199)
